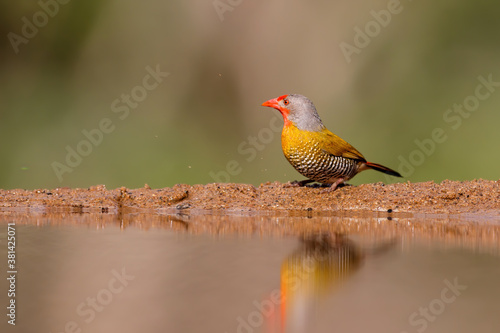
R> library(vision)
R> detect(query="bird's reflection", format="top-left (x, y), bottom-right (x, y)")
top-left (282, 233), bottom-right (361, 295)
top-left (263, 233), bottom-right (394, 333)
top-left (278, 233), bottom-right (362, 332)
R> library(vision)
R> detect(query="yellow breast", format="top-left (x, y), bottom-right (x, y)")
top-left (280, 124), bottom-right (361, 183)
top-left (281, 124), bottom-right (319, 161)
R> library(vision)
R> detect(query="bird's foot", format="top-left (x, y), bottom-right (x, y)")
top-left (284, 179), bottom-right (315, 188)
top-left (321, 178), bottom-right (348, 193)
top-left (306, 183), bottom-right (331, 188)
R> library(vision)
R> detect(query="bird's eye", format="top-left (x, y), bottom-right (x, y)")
top-left (283, 99), bottom-right (289, 105)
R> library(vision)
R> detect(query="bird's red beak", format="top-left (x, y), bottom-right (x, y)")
top-left (261, 98), bottom-right (280, 110)
top-left (262, 95), bottom-right (290, 126)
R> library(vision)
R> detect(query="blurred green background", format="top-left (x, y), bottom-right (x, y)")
top-left (1, 0), bottom-right (499, 190)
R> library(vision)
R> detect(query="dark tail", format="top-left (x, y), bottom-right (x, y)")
top-left (365, 161), bottom-right (402, 177)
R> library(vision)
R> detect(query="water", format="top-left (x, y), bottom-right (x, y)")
top-left (1, 211), bottom-right (499, 333)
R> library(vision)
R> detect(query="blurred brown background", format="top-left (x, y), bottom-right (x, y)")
top-left (1, 0), bottom-right (499, 189)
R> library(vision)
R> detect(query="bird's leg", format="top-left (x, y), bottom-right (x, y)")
top-left (296, 179), bottom-right (315, 186)
top-left (284, 179), bottom-right (315, 187)
top-left (322, 178), bottom-right (345, 193)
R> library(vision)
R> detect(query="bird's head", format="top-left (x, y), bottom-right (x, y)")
top-left (262, 94), bottom-right (325, 131)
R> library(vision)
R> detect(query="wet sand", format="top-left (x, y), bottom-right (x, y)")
top-left (1, 180), bottom-right (499, 254)
top-left (0, 180), bottom-right (499, 217)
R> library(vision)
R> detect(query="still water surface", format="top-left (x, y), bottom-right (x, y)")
top-left (0, 212), bottom-right (499, 333)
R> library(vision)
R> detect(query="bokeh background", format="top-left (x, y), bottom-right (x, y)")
top-left (1, 0), bottom-right (499, 190)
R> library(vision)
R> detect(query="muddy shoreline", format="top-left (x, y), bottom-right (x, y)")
top-left (0, 180), bottom-right (499, 217)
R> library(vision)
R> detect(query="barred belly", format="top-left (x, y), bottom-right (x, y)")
top-left (285, 144), bottom-right (360, 184)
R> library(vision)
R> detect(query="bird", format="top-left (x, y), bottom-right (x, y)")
top-left (261, 94), bottom-right (402, 191)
